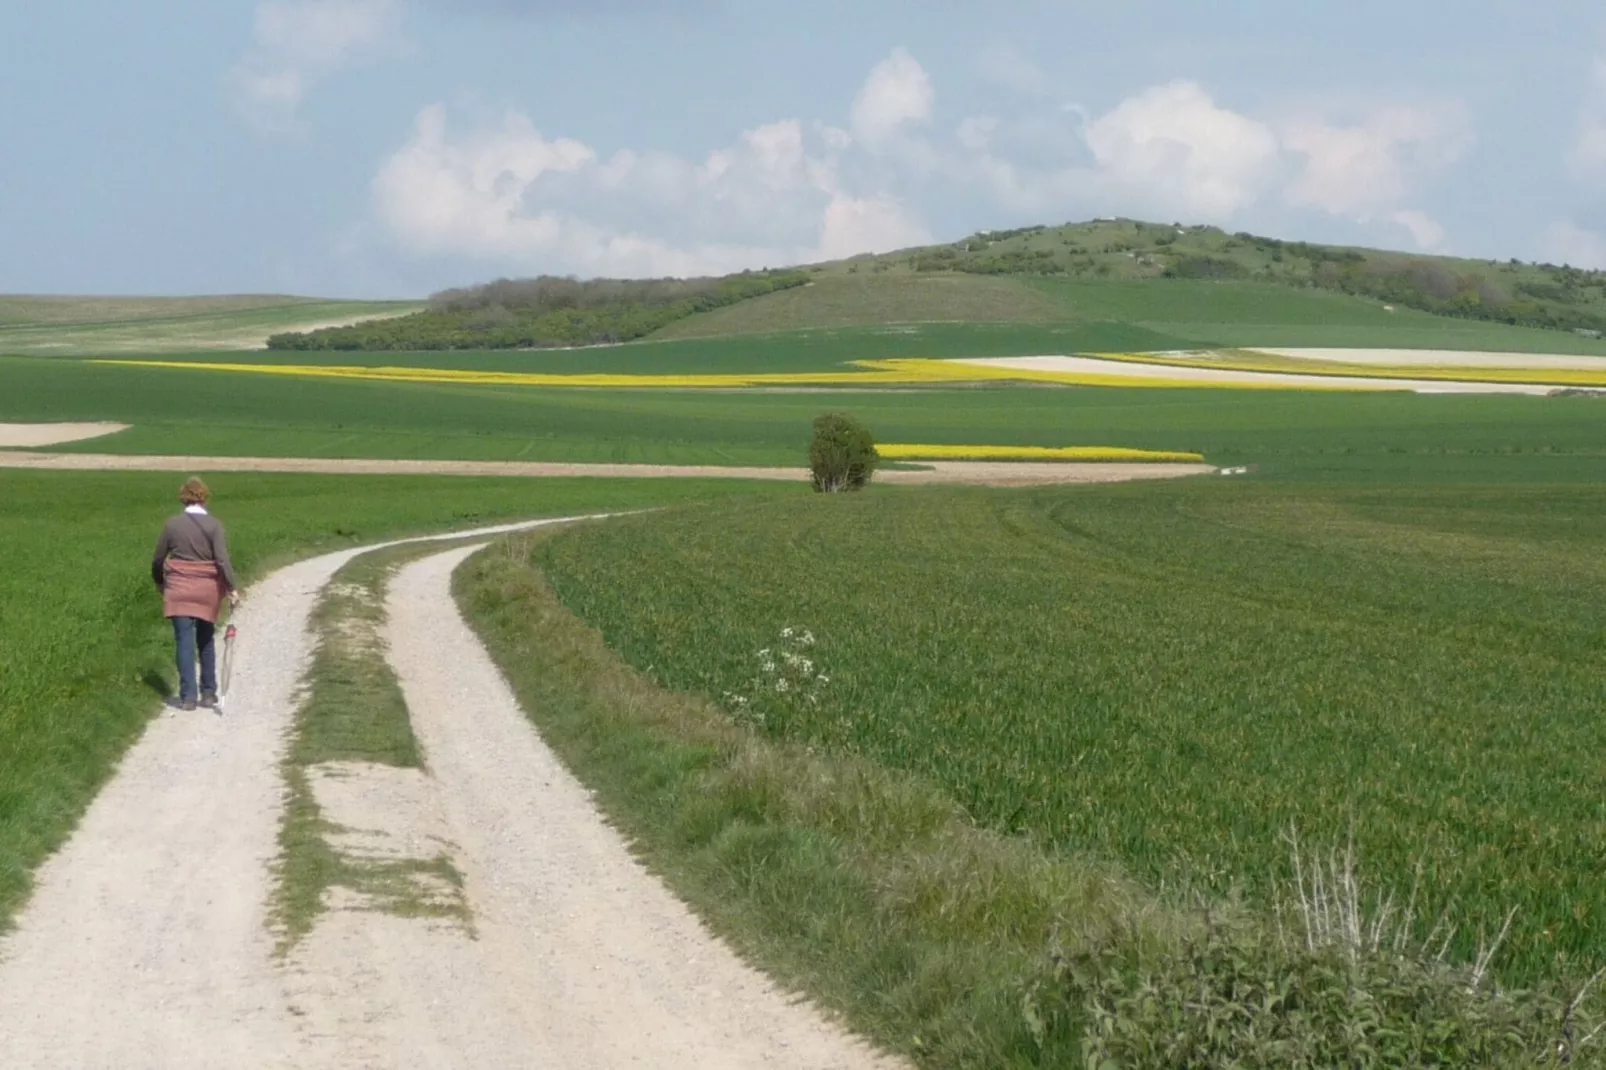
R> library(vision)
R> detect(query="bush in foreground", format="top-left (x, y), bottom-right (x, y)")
top-left (809, 412), bottom-right (879, 493)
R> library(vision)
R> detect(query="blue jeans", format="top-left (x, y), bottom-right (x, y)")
top-left (171, 617), bottom-right (217, 702)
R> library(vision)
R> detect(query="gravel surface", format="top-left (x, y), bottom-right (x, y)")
top-left (0, 448), bottom-right (1211, 486)
top-left (0, 422), bottom-right (128, 447)
top-left (0, 522), bottom-right (903, 1068)
top-left (958, 355), bottom-right (1559, 394)
top-left (297, 544), bottom-right (902, 1068)
top-left (1249, 347), bottom-right (1606, 369)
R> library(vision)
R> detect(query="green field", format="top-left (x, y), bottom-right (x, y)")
top-left (0, 471), bottom-right (788, 928)
top-left (529, 482), bottom-right (1606, 984)
top-left (654, 274), bottom-right (1606, 356)
top-left (0, 295), bottom-right (418, 355)
top-left (3, 347), bottom-right (1605, 481)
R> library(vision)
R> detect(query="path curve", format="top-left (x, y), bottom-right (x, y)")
top-left (0, 521), bottom-right (900, 1068)
top-left (0, 448), bottom-right (1214, 487)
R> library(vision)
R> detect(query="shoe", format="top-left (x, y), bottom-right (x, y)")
top-left (181, 698), bottom-right (197, 711)
top-left (200, 692), bottom-right (219, 709)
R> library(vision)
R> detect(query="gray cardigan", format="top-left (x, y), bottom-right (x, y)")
top-left (151, 512), bottom-right (239, 591)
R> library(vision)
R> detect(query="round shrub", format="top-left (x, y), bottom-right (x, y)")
top-left (809, 413), bottom-right (879, 493)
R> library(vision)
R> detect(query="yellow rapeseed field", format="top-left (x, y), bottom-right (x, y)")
top-left (1087, 351), bottom-right (1606, 387)
top-left (877, 444), bottom-right (1206, 463)
top-left (91, 357), bottom-right (1338, 391)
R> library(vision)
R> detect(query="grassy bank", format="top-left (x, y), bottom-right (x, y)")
top-left (524, 482), bottom-right (1606, 983)
top-left (0, 470), bottom-right (786, 929)
top-left (276, 543), bottom-right (483, 950)
top-left (458, 510), bottom-right (1605, 1066)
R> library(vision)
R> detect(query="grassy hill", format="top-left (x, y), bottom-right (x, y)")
top-left (0, 295), bottom-right (419, 355)
top-left (259, 217), bottom-right (1606, 355)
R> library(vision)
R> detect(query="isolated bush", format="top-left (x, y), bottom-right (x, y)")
top-left (808, 413), bottom-right (878, 493)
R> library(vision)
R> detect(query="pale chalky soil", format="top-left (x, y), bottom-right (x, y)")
top-left (0, 421), bottom-right (128, 447)
top-left (0, 521), bottom-right (903, 1069)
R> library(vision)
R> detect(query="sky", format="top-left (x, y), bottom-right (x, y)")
top-left (2, 1), bottom-right (1605, 298)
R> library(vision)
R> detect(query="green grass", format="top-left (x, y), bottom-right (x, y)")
top-left (0, 294), bottom-right (331, 327)
top-left (649, 274), bottom-right (1072, 337)
top-left (456, 524), bottom-right (1190, 1067)
top-left (276, 544), bottom-right (471, 950)
top-left (0, 299), bottom-right (418, 355)
top-left (4, 354), bottom-right (1604, 481)
top-left (0, 470), bottom-right (789, 930)
top-left (528, 482), bottom-right (1606, 985)
top-left (657, 272), bottom-right (1606, 356)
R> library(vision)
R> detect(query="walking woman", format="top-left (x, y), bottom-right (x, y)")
top-left (152, 477), bottom-right (239, 710)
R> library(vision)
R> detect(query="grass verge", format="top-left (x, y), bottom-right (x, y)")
top-left (274, 544), bottom-right (473, 950)
top-left (0, 472), bottom-right (782, 933)
top-left (458, 512), bottom-right (1606, 1067)
top-left (456, 529), bottom-right (1188, 1065)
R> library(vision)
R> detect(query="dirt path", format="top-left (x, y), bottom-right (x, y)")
top-left (0, 523), bottom-right (900, 1068)
top-left (0, 422), bottom-right (129, 447)
top-left (0, 447), bottom-right (1213, 486)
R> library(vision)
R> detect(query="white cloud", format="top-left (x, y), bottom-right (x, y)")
top-left (1280, 103), bottom-right (1470, 247)
top-left (1082, 81), bottom-right (1283, 219)
top-left (1569, 58), bottom-right (1606, 180)
top-left (850, 48), bottom-right (935, 147)
top-left (1389, 209), bottom-right (1447, 252)
top-left (373, 97), bottom-right (929, 277)
top-left (231, 0), bottom-right (402, 132)
top-left (976, 44), bottom-right (1053, 97)
top-left (366, 47), bottom-right (1472, 279)
top-left (1541, 221), bottom-right (1606, 269)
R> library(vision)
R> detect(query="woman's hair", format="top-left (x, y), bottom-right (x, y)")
top-left (179, 477), bottom-right (211, 506)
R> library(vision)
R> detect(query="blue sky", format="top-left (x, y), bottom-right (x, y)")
top-left (3, 1), bottom-right (1605, 297)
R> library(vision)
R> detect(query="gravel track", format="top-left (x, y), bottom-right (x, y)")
top-left (0, 447), bottom-right (1212, 486)
top-left (0, 522), bottom-right (899, 1068)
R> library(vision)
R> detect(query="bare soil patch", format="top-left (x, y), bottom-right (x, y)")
top-left (1249, 347), bottom-right (1606, 369)
top-left (0, 422), bottom-right (129, 447)
top-left (958, 355), bottom-right (1557, 394)
top-left (0, 449), bottom-right (1213, 487)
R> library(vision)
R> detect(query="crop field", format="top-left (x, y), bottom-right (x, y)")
top-left (0, 297), bottom-right (417, 355)
top-left (531, 481), bottom-right (1606, 984)
top-left (4, 352), bottom-right (1605, 481)
top-left (0, 470), bottom-right (788, 928)
top-left (654, 273), bottom-right (1606, 356)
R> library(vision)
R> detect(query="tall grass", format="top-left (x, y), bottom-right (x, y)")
top-left (0, 471), bottom-right (782, 929)
top-left (529, 481), bottom-right (1606, 983)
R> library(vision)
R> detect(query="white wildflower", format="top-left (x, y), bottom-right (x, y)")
top-left (775, 679), bottom-right (790, 693)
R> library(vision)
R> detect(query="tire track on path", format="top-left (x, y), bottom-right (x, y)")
top-left (0, 522), bottom-right (901, 1068)
top-left (287, 543), bottom-right (898, 1068)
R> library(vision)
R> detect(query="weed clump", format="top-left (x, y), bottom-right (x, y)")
top-left (808, 412), bottom-right (879, 493)
top-left (1028, 932), bottom-right (1603, 1068)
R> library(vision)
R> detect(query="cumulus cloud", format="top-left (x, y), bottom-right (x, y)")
top-left (1541, 221), bottom-right (1606, 269)
top-left (850, 48), bottom-right (936, 147)
top-left (367, 47), bottom-right (1471, 278)
top-left (1082, 81), bottom-right (1282, 219)
top-left (1280, 103), bottom-right (1471, 248)
top-left (373, 100), bottom-right (928, 277)
top-left (231, 0), bottom-right (402, 132)
top-left (1569, 58), bottom-right (1606, 180)
top-left (976, 43), bottom-right (1054, 97)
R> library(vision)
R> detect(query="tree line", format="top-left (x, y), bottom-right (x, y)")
top-left (267, 271), bottom-right (810, 351)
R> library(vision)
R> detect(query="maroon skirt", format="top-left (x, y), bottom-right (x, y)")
top-left (163, 559), bottom-right (227, 623)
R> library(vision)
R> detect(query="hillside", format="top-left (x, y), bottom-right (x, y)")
top-left (263, 218), bottom-right (1606, 353)
top-left (0, 295), bottom-right (418, 355)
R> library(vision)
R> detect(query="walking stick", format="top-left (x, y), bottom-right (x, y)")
top-left (217, 622), bottom-right (237, 715)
